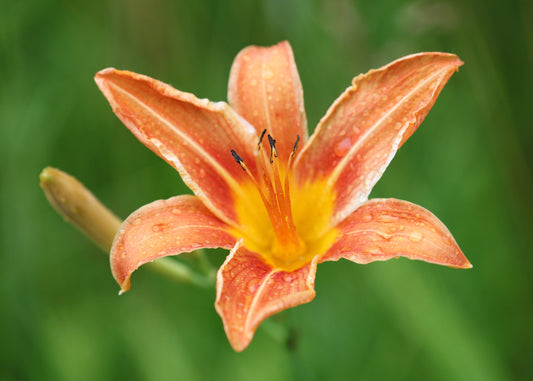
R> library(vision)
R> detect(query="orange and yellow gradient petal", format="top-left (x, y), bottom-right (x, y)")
top-left (293, 53), bottom-right (464, 227)
top-left (95, 69), bottom-right (260, 228)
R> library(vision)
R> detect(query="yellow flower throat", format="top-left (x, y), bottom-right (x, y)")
top-left (231, 131), bottom-right (337, 271)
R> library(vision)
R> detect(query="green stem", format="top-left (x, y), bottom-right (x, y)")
top-left (148, 258), bottom-right (214, 288)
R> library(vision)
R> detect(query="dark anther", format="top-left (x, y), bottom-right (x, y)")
top-left (231, 149), bottom-right (246, 171)
top-left (267, 134), bottom-right (277, 163)
top-left (291, 135), bottom-right (300, 158)
top-left (257, 129), bottom-right (267, 151)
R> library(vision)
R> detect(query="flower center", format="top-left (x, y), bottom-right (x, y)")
top-left (231, 130), bottom-right (307, 265)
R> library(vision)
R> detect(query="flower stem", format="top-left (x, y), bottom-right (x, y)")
top-left (148, 257), bottom-right (214, 288)
top-left (39, 167), bottom-right (214, 288)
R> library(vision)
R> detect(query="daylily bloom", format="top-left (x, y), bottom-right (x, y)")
top-left (95, 41), bottom-right (471, 351)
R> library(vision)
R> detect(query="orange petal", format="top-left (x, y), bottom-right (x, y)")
top-left (111, 195), bottom-right (236, 292)
top-left (95, 69), bottom-right (259, 227)
top-left (294, 53), bottom-right (463, 226)
top-left (215, 243), bottom-right (318, 351)
top-left (228, 41), bottom-right (308, 163)
top-left (321, 198), bottom-right (471, 269)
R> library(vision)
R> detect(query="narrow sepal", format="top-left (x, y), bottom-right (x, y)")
top-left (111, 195), bottom-right (236, 292)
top-left (321, 198), bottom-right (471, 269)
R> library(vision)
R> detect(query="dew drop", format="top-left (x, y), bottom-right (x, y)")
top-left (194, 157), bottom-right (200, 164)
top-left (362, 214), bottom-right (373, 222)
top-left (262, 69), bottom-right (274, 80)
top-left (376, 214), bottom-right (399, 223)
top-left (132, 218), bottom-right (142, 226)
top-left (283, 273), bottom-right (295, 283)
top-left (248, 278), bottom-right (260, 293)
top-left (152, 223), bottom-right (169, 232)
top-left (199, 169), bottom-right (206, 178)
top-left (388, 225), bottom-right (404, 233)
top-left (170, 208), bottom-right (181, 215)
top-left (334, 137), bottom-right (352, 157)
top-left (365, 247), bottom-right (383, 255)
top-left (409, 231), bottom-right (423, 242)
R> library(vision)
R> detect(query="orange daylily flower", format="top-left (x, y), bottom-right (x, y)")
top-left (95, 41), bottom-right (471, 351)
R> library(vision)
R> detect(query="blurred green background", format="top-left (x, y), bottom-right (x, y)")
top-left (2, 0), bottom-right (532, 379)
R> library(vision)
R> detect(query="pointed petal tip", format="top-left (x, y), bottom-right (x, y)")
top-left (226, 334), bottom-right (251, 352)
top-left (450, 249), bottom-right (472, 269)
top-left (94, 67), bottom-right (118, 78)
top-left (115, 275), bottom-right (131, 295)
top-left (440, 255), bottom-right (471, 269)
top-left (94, 68), bottom-right (115, 91)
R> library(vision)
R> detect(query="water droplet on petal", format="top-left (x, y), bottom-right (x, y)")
top-left (132, 218), bottom-right (142, 226)
top-left (376, 214), bottom-right (399, 223)
top-left (170, 208), bottom-right (181, 215)
top-left (409, 231), bottom-right (423, 242)
top-left (283, 273), bottom-right (295, 283)
top-left (194, 157), bottom-right (200, 164)
top-left (248, 278), bottom-right (260, 293)
top-left (262, 69), bottom-right (274, 80)
top-left (334, 137), bottom-right (352, 157)
top-left (362, 214), bottom-right (373, 222)
top-left (199, 169), bottom-right (206, 178)
top-left (365, 247), bottom-right (383, 255)
top-left (152, 223), bottom-right (170, 232)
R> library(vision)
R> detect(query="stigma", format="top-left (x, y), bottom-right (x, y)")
top-left (231, 130), bottom-right (305, 262)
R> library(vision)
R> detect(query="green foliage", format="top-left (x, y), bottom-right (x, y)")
top-left (1, 0), bottom-right (531, 379)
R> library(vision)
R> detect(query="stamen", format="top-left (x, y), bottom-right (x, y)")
top-left (257, 129), bottom-right (267, 151)
top-left (231, 149), bottom-right (246, 171)
top-left (230, 135), bottom-right (305, 261)
top-left (267, 134), bottom-right (277, 163)
top-left (290, 135), bottom-right (300, 159)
